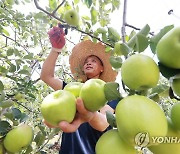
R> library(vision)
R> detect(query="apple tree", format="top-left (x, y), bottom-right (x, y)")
top-left (0, 0), bottom-right (180, 153)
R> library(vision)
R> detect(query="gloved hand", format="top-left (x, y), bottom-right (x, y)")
top-left (48, 23), bottom-right (66, 52)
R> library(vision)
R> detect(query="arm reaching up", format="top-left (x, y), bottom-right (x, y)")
top-left (40, 24), bottom-right (66, 90)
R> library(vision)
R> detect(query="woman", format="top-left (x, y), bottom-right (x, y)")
top-left (40, 24), bottom-right (118, 154)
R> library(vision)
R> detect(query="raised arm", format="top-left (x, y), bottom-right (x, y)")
top-left (40, 50), bottom-right (63, 90)
top-left (40, 25), bottom-right (65, 91)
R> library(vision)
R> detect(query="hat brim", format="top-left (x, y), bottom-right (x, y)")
top-left (69, 40), bottom-right (117, 82)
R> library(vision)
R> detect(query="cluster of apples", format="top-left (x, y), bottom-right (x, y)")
top-left (1, 124), bottom-right (33, 153)
top-left (156, 27), bottom-right (180, 97)
top-left (95, 27), bottom-right (180, 154)
top-left (95, 94), bottom-right (168, 154)
top-left (40, 79), bottom-right (108, 127)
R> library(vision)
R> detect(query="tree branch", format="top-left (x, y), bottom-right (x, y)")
top-left (33, 0), bottom-right (113, 48)
top-left (52, 0), bottom-right (66, 15)
top-left (0, 33), bottom-right (29, 52)
top-left (125, 23), bottom-right (154, 36)
top-left (33, 0), bottom-right (65, 23)
top-left (121, 0), bottom-right (127, 43)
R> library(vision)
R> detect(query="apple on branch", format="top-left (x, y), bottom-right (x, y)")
top-left (3, 124), bottom-right (33, 153)
top-left (121, 54), bottom-right (160, 91)
top-left (156, 27), bottom-right (180, 69)
top-left (64, 9), bottom-right (80, 26)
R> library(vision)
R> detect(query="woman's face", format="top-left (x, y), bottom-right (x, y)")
top-left (83, 55), bottom-right (104, 79)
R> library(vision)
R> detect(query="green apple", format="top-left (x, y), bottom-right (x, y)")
top-left (3, 124), bottom-right (33, 153)
top-left (79, 79), bottom-right (107, 112)
top-left (64, 82), bottom-right (84, 98)
top-left (115, 95), bottom-right (168, 146)
top-left (0, 142), bottom-right (4, 154)
top-left (171, 78), bottom-right (180, 97)
top-left (40, 90), bottom-right (76, 127)
top-left (149, 118), bottom-right (180, 154)
top-left (170, 102), bottom-right (180, 130)
top-left (95, 129), bottom-right (136, 154)
top-left (64, 9), bottom-right (79, 26)
top-left (121, 54), bottom-right (160, 90)
top-left (156, 27), bottom-right (180, 69)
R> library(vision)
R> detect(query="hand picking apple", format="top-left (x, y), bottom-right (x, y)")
top-left (47, 23), bottom-right (66, 52)
top-left (40, 37), bottom-right (119, 154)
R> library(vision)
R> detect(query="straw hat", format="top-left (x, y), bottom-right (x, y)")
top-left (69, 40), bottom-right (117, 82)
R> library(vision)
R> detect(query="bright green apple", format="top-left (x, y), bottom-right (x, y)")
top-left (3, 124), bottom-right (33, 153)
top-left (156, 27), bottom-right (180, 69)
top-left (170, 102), bottom-right (180, 130)
top-left (172, 78), bottom-right (180, 97)
top-left (149, 118), bottom-right (180, 154)
top-left (95, 129), bottom-right (136, 154)
top-left (64, 82), bottom-right (84, 98)
top-left (0, 142), bottom-right (4, 154)
top-left (121, 54), bottom-right (160, 90)
top-left (40, 90), bottom-right (76, 127)
top-left (115, 95), bottom-right (168, 146)
top-left (64, 9), bottom-right (79, 26)
top-left (79, 79), bottom-right (107, 112)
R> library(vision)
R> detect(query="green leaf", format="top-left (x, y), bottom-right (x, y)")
top-left (12, 108), bottom-right (22, 119)
top-left (158, 62), bottom-right (180, 79)
top-left (0, 121), bottom-right (11, 136)
top-left (3, 112), bottom-right (14, 120)
top-left (24, 145), bottom-right (33, 154)
top-left (9, 64), bottom-right (16, 72)
top-left (48, 128), bottom-right (60, 140)
top-left (18, 69), bottom-right (30, 75)
top-left (104, 82), bottom-right (122, 101)
top-left (106, 111), bottom-right (117, 128)
top-left (74, 0), bottom-right (80, 4)
top-left (7, 48), bottom-right (14, 56)
top-left (0, 66), bottom-right (8, 75)
top-left (84, 0), bottom-right (92, 8)
top-left (91, 7), bottom-right (98, 25)
top-left (82, 16), bottom-right (91, 20)
top-left (2, 28), bottom-right (10, 36)
top-left (114, 42), bottom-right (131, 56)
top-left (134, 34), bottom-right (149, 52)
top-left (108, 27), bottom-right (120, 42)
top-left (0, 100), bottom-right (14, 108)
top-left (0, 91), bottom-right (5, 101)
top-left (34, 131), bottom-right (46, 147)
top-left (148, 93), bottom-right (160, 102)
top-left (20, 113), bottom-right (29, 122)
top-left (109, 56), bottom-right (122, 69)
top-left (0, 81), bottom-right (4, 92)
top-left (150, 84), bottom-right (169, 95)
top-left (127, 24), bottom-right (150, 49)
top-left (23, 53), bottom-right (34, 59)
top-left (49, 0), bottom-right (57, 10)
